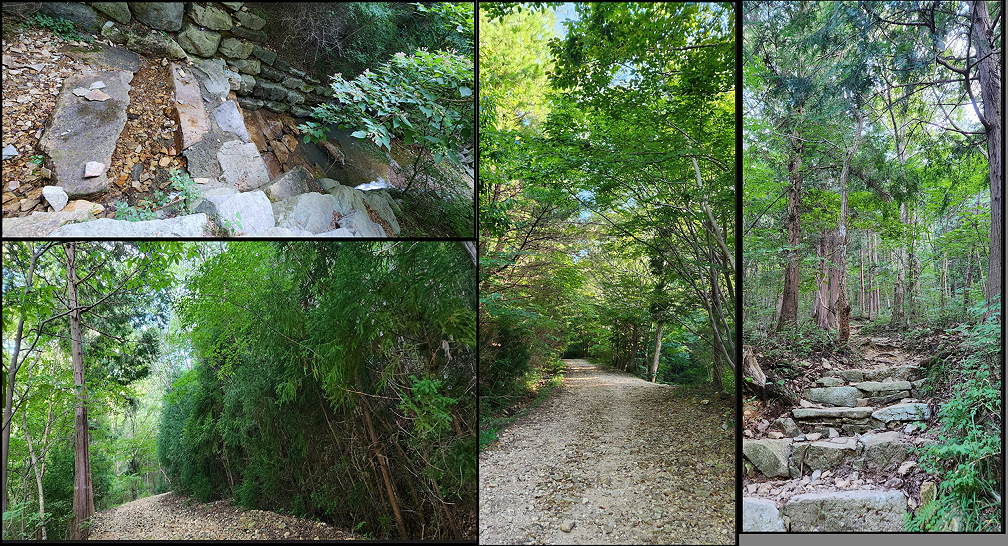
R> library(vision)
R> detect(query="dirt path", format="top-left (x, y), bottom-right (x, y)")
top-left (87, 491), bottom-right (363, 540)
top-left (480, 359), bottom-right (735, 544)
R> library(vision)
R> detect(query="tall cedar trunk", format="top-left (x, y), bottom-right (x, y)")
top-left (906, 208), bottom-right (919, 323)
top-left (67, 242), bottom-right (94, 540)
top-left (941, 253), bottom-right (948, 311)
top-left (710, 277), bottom-right (723, 391)
top-left (812, 236), bottom-right (826, 328)
top-left (859, 243), bottom-right (866, 315)
top-left (650, 321), bottom-right (664, 383)
top-left (3, 245), bottom-right (41, 527)
top-left (838, 110), bottom-right (863, 344)
top-left (971, 0), bottom-right (1002, 320)
top-left (827, 230), bottom-right (840, 329)
top-left (629, 322), bottom-right (639, 372)
top-left (777, 123), bottom-right (805, 332)
top-left (871, 231), bottom-right (880, 316)
top-left (357, 385), bottom-right (407, 539)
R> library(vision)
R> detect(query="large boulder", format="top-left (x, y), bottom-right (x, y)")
top-left (264, 166), bottom-right (322, 201)
top-left (802, 437), bottom-right (860, 471)
top-left (126, 30), bottom-right (187, 59)
top-left (859, 431), bottom-right (911, 470)
top-left (1, 207), bottom-right (95, 237)
top-left (802, 386), bottom-right (861, 407)
top-left (272, 192), bottom-right (342, 234)
top-left (211, 101), bottom-right (251, 144)
top-left (234, 10), bottom-right (266, 30)
top-left (239, 74), bottom-right (256, 96)
top-left (871, 403), bottom-right (930, 423)
top-left (129, 2), bottom-right (183, 32)
top-left (39, 3), bottom-right (101, 33)
top-left (48, 214), bottom-right (208, 237)
top-left (742, 498), bottom-right (786, 532)
top-left (363, 191), bottom-right (400, 235)
top-left (92, 2), bottom-right (131, 24)
top-left (783, 490), bottom-right (906, 532)
top-left (254, 80), bottom-right (288, 101)
top-left (252, 45), bottom-right (277, 66)
top-left (218, 37), bottom-right (253, 59)
top-left (189, 57), bottom-right (233, 101)
top-left (177, 23), bottom-right (221, 58)
top-left (187, 3), bottom-right (232, 30)
top-left (217, 140), bottom-right (270, 190)
top-left (742, 438), bottom-right (792, 478)
top-left (195, 191), bottom-right (274, 234)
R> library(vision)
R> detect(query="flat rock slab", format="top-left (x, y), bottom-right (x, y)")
top-left (362, 191), bottom-right (400, 235)
top-left (855, 380), bottom-right (912, 393)
top-left (171, 63), bottom-right (211, 150)
top-left (1, 207), bottom-right (96, 237)
top-left (40, 69), bottom-right (133, 197)
top-left (792, 407), bottom-right (873, 420)
top-left (802, 386), bottom-right (860, 407)
top-left (872, 402), bottom-right (930, 423)
top-left (61, 41), bottom-right (141, 72)
top-left (836, 369), bottom-right (864, 382)
top-left (816, 377), bottom-right (845, 387)
top-left (742, 438), bottom-right (792, 478)
top-left (211, 100), bottom-right (251, 144)
top-left (47, 214), bottom-right (208, 237)
top-left (783, 490), bottom-right (906, 532)
top-left (264, 165), bottom-right (323, 201)
top-left (196, 190), bottom-right (274, 234)
top-left (742, 498), bottom-right (786, 532)
top-left (217, 140), bottom-right (270, 190)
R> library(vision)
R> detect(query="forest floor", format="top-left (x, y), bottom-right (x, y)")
top-left (479, 359), bottom-right (736, 545)
top-left (87, 491), bottom-right (364, 540)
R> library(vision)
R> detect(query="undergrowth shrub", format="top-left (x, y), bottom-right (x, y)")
top-left (904, 300), bottom-right (1002, 532)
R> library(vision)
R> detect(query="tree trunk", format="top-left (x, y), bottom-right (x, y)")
top-left (777, 125), bottom-right (805, 332)
top-left (67, 242), bottom-right (94, 540)
top-left (650, 321), bottom-right (664, 383)
top-left (23, 404), bottom-right (46, 539)
top-left (627, 322), bottom-right (638, 373)
top-left (971, 0), bottom-right (1001, 321)
top-left (837, 109), bottom-right (863, 344)
top-left (891, 204), bottom-right (908, 327)
top-left (357, 385), bottom-right (407, 540)
top-left (3, 244), bottom-right (42, 529)
top-left (963, 249), bottom-right (974, 314)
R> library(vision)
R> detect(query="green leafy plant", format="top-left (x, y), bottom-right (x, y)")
top-left (301, 47), bottom-right (474, 190)
top-left (222, 211), bottom-right (244, 235)
top-left (33, 12), bottom-right (91, 43)
top-left (29, 154), bottom-right (43, 165)
top-left (399, 375), bottom-right (457, 441)
top-left (169, 168), bottom-right (202, 211)
top-left (300, 120), bottom-right (328, 145)
top-left (114, 200), bottom-right (157, 222)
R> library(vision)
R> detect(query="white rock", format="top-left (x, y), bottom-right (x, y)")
top-left (73, 87), bottom-right (90, 96)
top-left (89, 81), bottom-right (106, 89)
top-left (2, 143), bottom-right (18, 160)
top-left (84, 161), bottom-right (105, 178)
top-left (42, 186), bottom-right (68, 212)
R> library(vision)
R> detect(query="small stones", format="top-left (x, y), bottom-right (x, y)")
top-left (73, 87), bottom-right (90, 96)
top-left (560, 520), bottom-right (576, 533)
top-left (159, 156), bottom-right (172, 167)
top-left (767, 431), bottom-right (784, 439)
top-left (84, 161), bottom-right (105, 178)
top-left (2, 144), bottom-right (18, 160)
top-left (42, 186), bottom-right (68, 212)
top-left (86, 89), bottom-right (112, 101)
top-left (897, 460), bottom-right (916, 476)
top-left (89, 81), bottom-right (106, 90)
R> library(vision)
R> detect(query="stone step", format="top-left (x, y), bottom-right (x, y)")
top-left (803, 379), bottom-right (923, 407)
top-left (783, 490), bottom-right (907, 532)
top-left (819, 365), bottom-right (922, 385)
top-left (792, 400), bottom-right (929, 434)
top-left (744, 429), bottom-right (917, 479)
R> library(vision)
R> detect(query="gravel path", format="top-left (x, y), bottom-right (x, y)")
top-left (480, 359), bottom-right (736, 544)
top-left (88, 491), bottom-right (363, 540)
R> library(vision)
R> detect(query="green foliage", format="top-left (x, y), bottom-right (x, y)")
top-left (399, 375), bottom-right (458, 441)
top-left (169, 168), bottom-right (202, 210)
top-left (911, 300), bottom-right (1002, 532)
top-left (2, 499), bottom-right (51, 540)
top-left (304, 48), bottom-right (473, 166)
top-left (114, 200), bottom-right (158, 222)
top-left (32, 12), bottom-right (92, 43)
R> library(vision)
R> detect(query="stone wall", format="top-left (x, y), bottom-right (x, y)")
top-left (40, 2), bottom-right (330, 116)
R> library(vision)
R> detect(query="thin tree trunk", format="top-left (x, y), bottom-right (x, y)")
top-left (628, 322), bottom-right (638, 373)
top-left (963, 249), bottom-right (974, 314)
top-left (650, 321), bottom-right (664, 383)
top-left (22, 404), bottom-right (46, 539)
top-left (3, 243), bottom-right (44, 526)
top-left (357, 387), bottom-right (407, 539)
top-left (67, 242), bottom-right (94, 540)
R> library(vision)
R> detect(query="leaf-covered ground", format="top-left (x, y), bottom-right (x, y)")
top-left (87, 491), bottom-right (364, 540)
top-left (480, 359), bottom-right (735, 544)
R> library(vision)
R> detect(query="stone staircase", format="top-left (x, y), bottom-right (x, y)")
top-left (742, 332), bottom-right (938, 532)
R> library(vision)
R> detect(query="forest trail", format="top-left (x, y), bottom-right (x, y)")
top-left (480, 359), bottom-right (735, 544)
top-left (742, 318), bottom-right (936, 532)
top-left (87, 491), bottom-right (363, 540)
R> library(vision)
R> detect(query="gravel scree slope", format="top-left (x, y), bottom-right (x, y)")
top-left (480, 359), bottom-right (736, 544)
